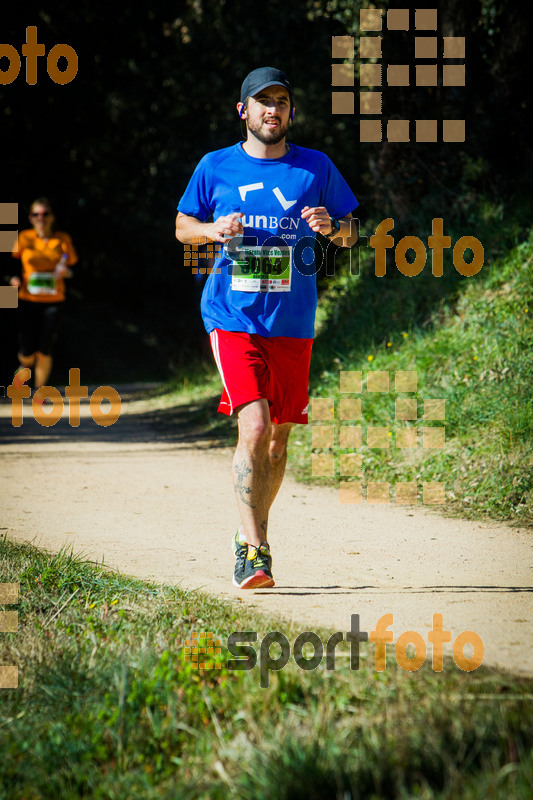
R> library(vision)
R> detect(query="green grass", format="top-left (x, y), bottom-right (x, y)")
top-left (1, 537), bottom-right (533, 799)
top-left (288, 229), bottom-right (533, 526)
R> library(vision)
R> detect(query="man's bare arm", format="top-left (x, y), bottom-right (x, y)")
top-left (175, 211), bottom-right (243, 245)
top-left (332, 214), bottom-right (358, 248)
top-left (300, 207), bottom-right (358, 247)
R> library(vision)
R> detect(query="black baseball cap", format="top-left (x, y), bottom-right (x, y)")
top-left (240, 67), bottom-right (293, 107)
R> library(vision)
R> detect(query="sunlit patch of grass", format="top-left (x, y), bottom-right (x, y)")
top-left (291, 232), bottom-right (533, 526)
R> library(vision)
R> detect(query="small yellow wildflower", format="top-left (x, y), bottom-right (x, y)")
top-left (402, 332), bottom-right (408, 338)
top-left (367, 355), bottom-right (374, 362)
top-left (387, 342), bottom-right (392, 347)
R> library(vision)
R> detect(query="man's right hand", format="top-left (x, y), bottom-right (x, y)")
top-left (176, 211), bottom-right (243, 245)
top-left (210, 212), bottom-right (243, 243)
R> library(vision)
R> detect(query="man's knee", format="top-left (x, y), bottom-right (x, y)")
top-left (237, 404), bottom-right (272, 450)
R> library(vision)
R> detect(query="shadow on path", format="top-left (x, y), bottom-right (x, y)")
top-left (256, 585), bottom-right (533, 596)
top-left (0, 385), bottom-right (237, 449)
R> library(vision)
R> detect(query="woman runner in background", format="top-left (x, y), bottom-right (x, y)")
top-left (10, 197), bottom-right (78, 392)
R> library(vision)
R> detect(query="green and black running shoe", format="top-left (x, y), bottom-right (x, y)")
top-left (233, 541), bottom-right (275, 589)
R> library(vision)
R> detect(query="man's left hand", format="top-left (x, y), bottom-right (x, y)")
top-left (300, 206), bottom-right (332, 236)
top-left (55, 264), bottom-right (72, 278)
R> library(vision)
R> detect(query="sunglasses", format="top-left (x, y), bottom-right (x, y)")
top-left (30, 211), bottom-right (50, 218)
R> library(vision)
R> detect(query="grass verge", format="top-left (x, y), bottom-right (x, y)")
top-left (289, 231), bottom-right (533, 527)
top-left (2, 536), bottom-right (533, 799)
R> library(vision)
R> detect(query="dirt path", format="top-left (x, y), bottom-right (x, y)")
top-left (1, 386), bottom-right (532, 676)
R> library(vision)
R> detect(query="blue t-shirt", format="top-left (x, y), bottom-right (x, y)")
top-left (177, 142), bottom-right (358, 337)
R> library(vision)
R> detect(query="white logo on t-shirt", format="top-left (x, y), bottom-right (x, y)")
top-left (273, 187), bottom-right (297, 211)
top-left (237, 183), bottom-right (297, 211)
top-left (238, 182), bottom-right (264, 201)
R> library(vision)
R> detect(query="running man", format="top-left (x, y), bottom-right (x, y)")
top-left (175, 67), bottom-right (358, 589)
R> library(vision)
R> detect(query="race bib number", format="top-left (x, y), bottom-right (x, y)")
top-left (27, 272), bottom-right (57, 296)
top-left (228, 244), bottom-right (292, 293)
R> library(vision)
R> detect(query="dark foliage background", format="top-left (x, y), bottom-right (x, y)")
top-left (1, 0), bottom-right (531, 384)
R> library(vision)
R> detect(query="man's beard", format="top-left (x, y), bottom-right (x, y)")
top-left (247, 117), bottom-right (289, 145)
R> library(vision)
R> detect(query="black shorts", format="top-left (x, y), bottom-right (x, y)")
top-left (17, 300), bottom-right (64, 357)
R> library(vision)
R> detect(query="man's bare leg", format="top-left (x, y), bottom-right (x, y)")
top-left (233, 405), bottom-right (293, 543)
top-left (269, 422), bottom-right (292, 508)
top-left (233, 399), bottom-right (272, 547)
top-left (231, 405), bottom-right (294, 590)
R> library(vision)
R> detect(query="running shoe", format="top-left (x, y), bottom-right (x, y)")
top-left (233, 541), bottom-right (275, 589)
top-left (232, 529), bottom-right (248, 584)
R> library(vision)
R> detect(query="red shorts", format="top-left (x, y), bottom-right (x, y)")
top-left (209, 329), bottom-right (313, 424)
